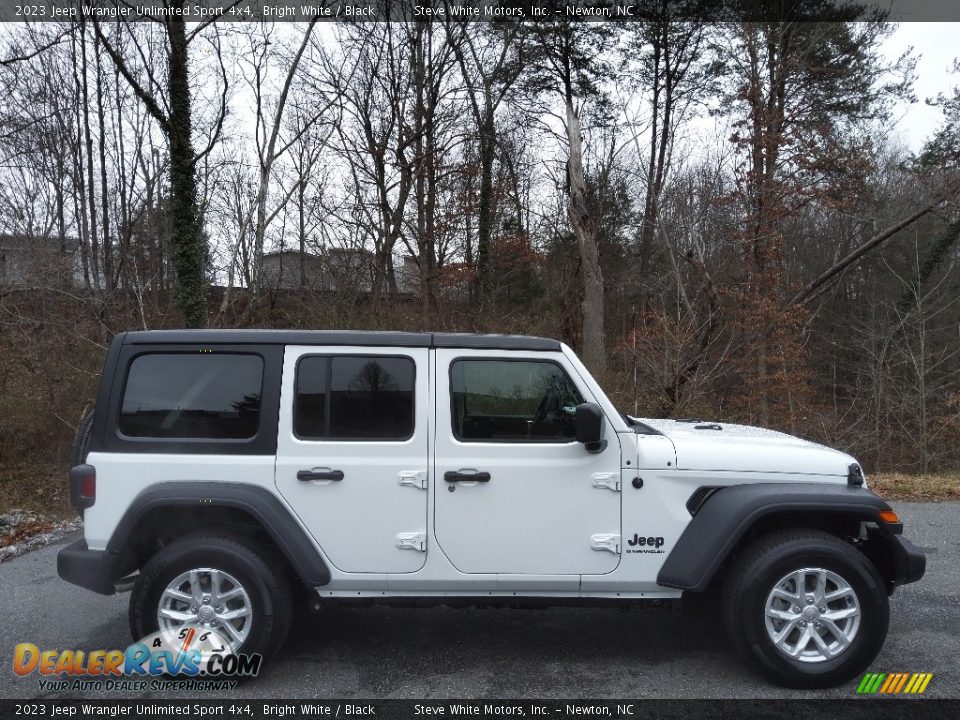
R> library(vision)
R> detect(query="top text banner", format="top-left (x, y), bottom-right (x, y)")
top-left (0, 0), bottom-right (953, 23)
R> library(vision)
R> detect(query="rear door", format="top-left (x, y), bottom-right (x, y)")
top-left (433, 349), bottom-right (622, 576)
top-left (275, 346), bottom-right (429, 573)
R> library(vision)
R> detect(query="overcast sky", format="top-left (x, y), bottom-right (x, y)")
top-left (883, 22), bottom-right (959, 151)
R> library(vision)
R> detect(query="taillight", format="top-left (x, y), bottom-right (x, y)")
top-left (70, 464), bottom-right (96, 513)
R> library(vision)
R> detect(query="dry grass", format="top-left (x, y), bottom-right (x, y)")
top-left (869, 471), bottom-right (960, 501)
top-left (0, 463), bottom-right (72, 518)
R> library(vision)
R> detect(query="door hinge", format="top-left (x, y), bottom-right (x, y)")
top-left (591, 533), bottom-right (621, 554)
top-left (398, 470), bottom-right (427, 490)
top-left (591, 472), bottom-right (621, 492)
top-left (396, 532), bottom-right (426, 552)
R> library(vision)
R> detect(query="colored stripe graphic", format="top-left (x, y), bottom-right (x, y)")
top-left (856, 674), bottom-right (875, 693)
top-left (869, 673), bottom-right (886, 693)
top-left (856, 672), bottom-right (932, 695)
top-left (879, 674), bottom-right (897, 693)
top-left (893, 673), bottom-right (909, 693)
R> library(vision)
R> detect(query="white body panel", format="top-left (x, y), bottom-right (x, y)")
top-left (84, 341), bottom-right (856, 600)
top-left (637, 417), bottom-right (856, 477)
top-left (432, 348), bottom-right (622, 576)
top-left (82, 453), bottom-right (278, 551)
top-left (274, 346), bottom-right (430, 574)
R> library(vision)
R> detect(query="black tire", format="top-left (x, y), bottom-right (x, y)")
top-left (722, 529), bottom-right (889, 689)
top-left (70, 408), bottom-right (95, 467)
top-left (129, 535), bottom-right (293, 661)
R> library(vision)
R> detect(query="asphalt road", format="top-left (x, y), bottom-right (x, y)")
top-left (1, 502), bottom-right (956, 700)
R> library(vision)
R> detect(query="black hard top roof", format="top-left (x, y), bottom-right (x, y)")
top-left (121, 329), bottom-right (561, 352)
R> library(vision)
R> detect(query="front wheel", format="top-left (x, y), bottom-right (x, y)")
top-left (129, 535), bottom-right (293, 660)
top-left (722, 529), bottom-right (889, 689)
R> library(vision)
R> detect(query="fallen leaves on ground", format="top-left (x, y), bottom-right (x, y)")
top-left (869, 472), bottom-right (960, 501)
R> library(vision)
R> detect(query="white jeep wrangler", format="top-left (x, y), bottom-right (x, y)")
top-left (58, 330), bottom-right (924, 688)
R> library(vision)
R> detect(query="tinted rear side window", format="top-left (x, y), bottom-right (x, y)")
top-left (295, 355), bottom-right (415, 440)
top-left (293, 357), bottom-right (328, 439)
top-left (119, 354), bottom-right (263, 439)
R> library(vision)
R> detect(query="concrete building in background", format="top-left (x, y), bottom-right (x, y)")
top-left (0, 234), bottom-right (80, 288)
top-left (260, 248), bottom-right (375, 293)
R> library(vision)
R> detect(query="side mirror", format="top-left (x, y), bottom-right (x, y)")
top-left (575, 402), bottom-right (606, 453)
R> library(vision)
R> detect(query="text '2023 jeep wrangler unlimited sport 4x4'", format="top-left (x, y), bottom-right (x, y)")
top-left (58, 330), bottom-right (925, 688)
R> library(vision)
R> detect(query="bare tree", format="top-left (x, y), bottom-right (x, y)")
top-left (235, 20), bottom-right (333, 296)
top-left (324, 22), bottom-right (418, 299)
top-left (626, 9), bottom-right (714, 306)
top-left (93, 4), bottom-right (232, 327)
top-left (445, 21), bottom-right (526, 296)
top-left (529, 22), bottom-right (615, 372)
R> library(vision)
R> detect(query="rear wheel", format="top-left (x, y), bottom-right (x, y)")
top-left (129, 535), bottom-right (293, 660)
top-left (722, 529), bottom-right (889, 688)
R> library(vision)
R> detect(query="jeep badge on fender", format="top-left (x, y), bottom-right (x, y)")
top-left (627, 535), bottom-right (665, 548)
top-left (57, 330), bottom-right (925, 689)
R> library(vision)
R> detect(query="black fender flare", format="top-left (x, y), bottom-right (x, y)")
top-left (107, 481), bottom-right (330, 589)
top-left (656, 483), bottom-right (899, 592)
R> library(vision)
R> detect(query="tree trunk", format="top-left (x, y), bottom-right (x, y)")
top-left (475, 108), bottom-right (496, 296)
top-left (790, 191), bottom-right (957, 306)
top-left (638, 37), bottom-right (661, 280)
top-left (94, 40), bottom-right (112, 290)
top-left (166, 13), bottom-right (207, 328)
top-left (252, 163), bottom-right (269, 293)
top-left (299, 177), bottom-right (307, 288)
top-left (114, 63), bottom-right (132, 292)
top-left (69, 30), bottom-right (91, 289)
top-left (565, 98), bottom-right (606, 373)
top-left (79, 25), bottom-right (100, 289)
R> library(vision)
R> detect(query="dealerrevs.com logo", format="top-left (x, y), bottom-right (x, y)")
top-left (13, 626), bottom-right (261, 691)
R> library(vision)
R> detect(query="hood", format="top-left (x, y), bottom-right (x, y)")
top-left (632, 417), bottom-right (857, 478)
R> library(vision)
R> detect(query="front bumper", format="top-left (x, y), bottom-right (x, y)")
top-left (57, 539), bottom-right (117, 595)
top-left (891, 535), bottom-right (926, 586)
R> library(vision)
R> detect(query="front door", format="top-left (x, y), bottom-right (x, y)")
top-left (275, 346), bottom-right (429, 573)
top-left (433, 349), bottom-right (622, 575)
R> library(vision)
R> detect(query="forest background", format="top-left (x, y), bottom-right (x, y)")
top-left (2, 1), bottom-right (960, 516)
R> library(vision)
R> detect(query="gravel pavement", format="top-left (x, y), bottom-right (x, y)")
top-left (1, 501), bottom-right (956, 700)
